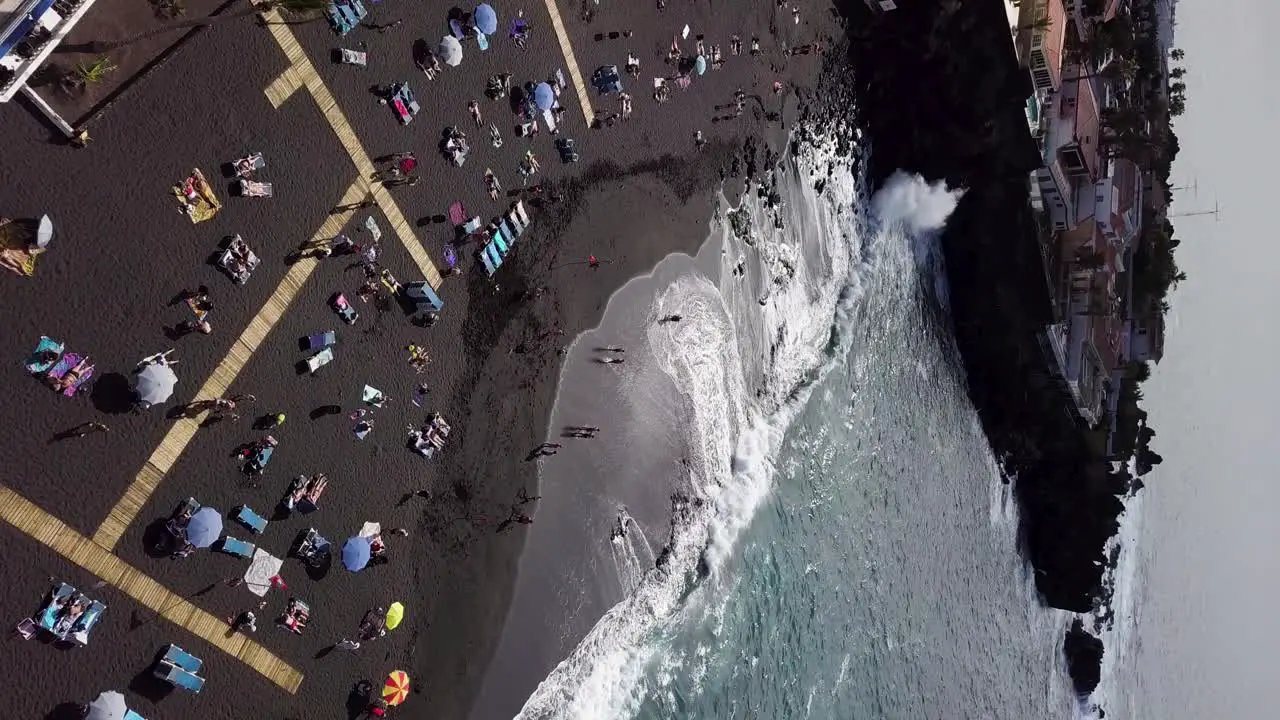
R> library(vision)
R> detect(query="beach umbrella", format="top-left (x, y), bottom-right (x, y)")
top-left (134, 363), bottom-right (177, 405)
top-left (383, 670), bottom-right (410, 706)
top-left (36, 214), bottom-right (52, 248)
top-left (438, 35), bottom-right (463, 67)
top-left (342, 536), bottom-right (371, 571)
top-left (473, 3), bottom-right (498, 35)
top-left (385, 602), bottom-right (404, 630)
top-left (694, 55), bottom-right (707, 75)
top-left (533, 82), bottom-right (555, 110)
top-left (184, 507), bottom-right (222, 548)
top-left (84, 691), bottom-right (127, 720)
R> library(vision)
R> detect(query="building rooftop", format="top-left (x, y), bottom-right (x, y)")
top-left (1041, 0), bottom-right (1069, 89)
top-left (1073, 75), bottom-right (1101, 178)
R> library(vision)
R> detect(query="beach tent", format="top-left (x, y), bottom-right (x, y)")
top-left (134, 364), bottom-right (177, 406)
top-left (85, 691), bottom-right (127, 720)
top-left (438, 35), bottom-right (463, 66)
top-left (385, 602), bottom-right (404, 630)
top-left (473, 3), bottom-right (498, 35)
top-left (533, 82), bottom-right (555, 110)
top-left (184, 507), bottom-right (223, 548)
top-left (342, 536), bottom-right (371, 571)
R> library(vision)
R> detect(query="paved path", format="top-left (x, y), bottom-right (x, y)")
top-left (0, 484), bottom-right (304, 693)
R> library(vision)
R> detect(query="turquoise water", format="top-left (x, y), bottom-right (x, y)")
top-left (477, 141), bottom-right (1082, 719)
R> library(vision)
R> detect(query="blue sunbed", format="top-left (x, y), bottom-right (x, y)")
top-left (492, 231), bottom-right (508, 254)
top-left (506, 212), bottom-right (525, 236)
top-left (37, 583), bottom-right (75, 631)
top-left (503, 217), bottom-right (521, 241)
top-left (71, 600), bottom-right (106, 643)
top-left (478, 249), bottom-right (497, 276)
top-left (124, 710), bottom-right (146, 720)
top-left (157, 662), bottom-right (205, 693)
top-left (234, 505), bottom-right (268, 534)
top-left (486, 245), bottom-right (503, 269)
top-left (162, 643), bottom-right (202, 673)
top-left (219, 536), bottom-right (255, 558)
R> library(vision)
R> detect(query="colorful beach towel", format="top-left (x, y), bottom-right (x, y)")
top-left (25, 336), bottom-right (63, 374)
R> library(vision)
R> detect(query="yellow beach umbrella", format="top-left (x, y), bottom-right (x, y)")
top-left (385, 602), bottom-right (405, 631)
top-left (383, 670), bottom-right (410, 706)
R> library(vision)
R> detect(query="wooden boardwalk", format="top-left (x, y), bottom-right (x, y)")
top-left (261, 10), bottom-right (442, 288)
top-left (541, 0), bottom-right (595, 126)
top-left (0, 485), bottom-right (304, 693)
top-left (93, 180), bottom-right (367, 550)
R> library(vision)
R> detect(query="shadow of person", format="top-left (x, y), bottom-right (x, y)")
top-left (89, 372), bottom-right (135, 414)
top-left (346, 681), bottom-right (372, 720)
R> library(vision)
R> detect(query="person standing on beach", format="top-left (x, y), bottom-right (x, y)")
top-left (659, 314), bottom-right (683, 323)
top-left (65, 421), bottom-right (109, 438)
top-left (336, 638), bottom-right (361, 650)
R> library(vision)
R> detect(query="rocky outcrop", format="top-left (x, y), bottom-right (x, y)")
top-left (1063, 618), bottom-right (1105, 695)
top-left (827, 0), bottom-right (1125, 614)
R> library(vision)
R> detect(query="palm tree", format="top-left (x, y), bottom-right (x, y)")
top-left (1170, 48), bottom-right (1185, 61)
top-left (1169, 67), bottom-right (1185, 79)
top-left (99, 0), bottom-right (328, 50)
top-left (1169, 81), bottom-right (1186, 95)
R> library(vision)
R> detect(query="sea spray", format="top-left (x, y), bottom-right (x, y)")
top-left (511, 141), bottom-right (968, 719)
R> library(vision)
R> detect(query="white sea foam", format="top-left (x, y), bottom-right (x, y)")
top-left (511, 149), bottom-right (964, 719)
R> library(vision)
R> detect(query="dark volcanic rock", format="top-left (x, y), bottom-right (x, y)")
top-left (829, 0), bottom-right (1123, 617)
top-left (1063, 619), bottom-right (1105, 695)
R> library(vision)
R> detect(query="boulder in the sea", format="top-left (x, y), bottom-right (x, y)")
top-left (1062, 618), bottom-right (1104, 696)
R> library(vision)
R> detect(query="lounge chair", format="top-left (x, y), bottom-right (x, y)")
top-left (303, 331), bottom-right (337, 350)
top-left (156, 662), bottom-right (205, 693)
top-left (70, 600), bottom-right (105, 645)
top-left (234, 505), bottom-right (268, 534)
top-left (219, 536), bottom-right (256, 559)
top-left (124, 710), bottom-right (146, 720)
top-left (162, 643), bottom-right (202, 673)
top-left (13, 617), bottom-right (36, 640)
top-left (478, 249), bottom-right (497, 276)
top-left (305, 347), bottom-right (335, 374)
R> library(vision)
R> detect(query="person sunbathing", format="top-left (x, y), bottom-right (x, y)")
top-left (47, 356), bottom-right (91, 391)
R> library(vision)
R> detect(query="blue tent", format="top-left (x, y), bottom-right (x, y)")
top-left (473, 4), bottom-right (498, 35)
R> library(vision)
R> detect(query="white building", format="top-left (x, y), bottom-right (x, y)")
top-left (0, 0), bottom-right (98, 103)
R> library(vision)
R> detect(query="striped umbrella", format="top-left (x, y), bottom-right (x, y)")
top-left (383, 670), bottom-right (410, 706)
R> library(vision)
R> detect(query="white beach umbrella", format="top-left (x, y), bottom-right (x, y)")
top-left (134, 363), bottom-right (178, 405)
top-left (85, 691), bottom-right (127, 720)
top-left (36, 214), bottom-right (53, 248)
top-left (438, 35), bottom-right (463, 67)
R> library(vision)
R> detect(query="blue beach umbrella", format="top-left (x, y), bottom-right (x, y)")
top-left (342, 536), bottom-right (372, 571)
top-left (474, 4), bottom-right (498, 35)
top-left (533, 82), bottom-right (555, 111)
top-left (184, 507), bottom-right (222, 548)
top-left (694, 55), bottom-right (707, 75)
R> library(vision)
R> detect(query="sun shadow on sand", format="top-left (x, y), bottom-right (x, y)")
top-left (89, 372), bottom-right (134, 414)
top-left (141, 518), bottom-right (175, 559)
top-left (42, 702), bottom-right (84, 720)
top-left (128, 666), bottom-right (174, 703)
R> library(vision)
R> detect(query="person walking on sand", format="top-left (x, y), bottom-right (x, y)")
top-left (336, 638), bottom-right (361, 650)
top-left (468, 100), bottom-right (483, 127)
top-left (694, 130), bottom-right (706, 151)
top-left (597, 356), bottom-right (624, 364)
top-left (517, 487), bottom-right (542, 504)
top-left (659, 313), bottom-right (683, 323)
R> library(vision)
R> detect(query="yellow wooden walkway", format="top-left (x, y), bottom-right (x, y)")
top-left (93, 180), bottom-right (367, 550)
top-left (261, 9), bottom-right (442, 288)
top-left (0, 485), bottom-right (303, 693)
top-left (541, 0), bottom-right (595, 126)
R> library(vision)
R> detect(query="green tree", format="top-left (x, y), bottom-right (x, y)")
top-left (1169, 67), bottom-right (1185, 79)
top-left (1168, 95), bottom-right (1186, 116)
top-left (1170, 48), bottom-right (1185, 61)
top-left (1169, 81), bottom-right (1186, 94)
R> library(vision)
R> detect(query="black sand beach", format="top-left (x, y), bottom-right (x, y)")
top-left (0, 1), bottom-right (843, 717)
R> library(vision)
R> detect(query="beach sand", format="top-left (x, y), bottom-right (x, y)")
top-left (0, 1), bottom-right (844, 718)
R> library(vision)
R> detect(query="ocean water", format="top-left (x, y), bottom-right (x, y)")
top-left (472, 139), bottom-right (1086, 719)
